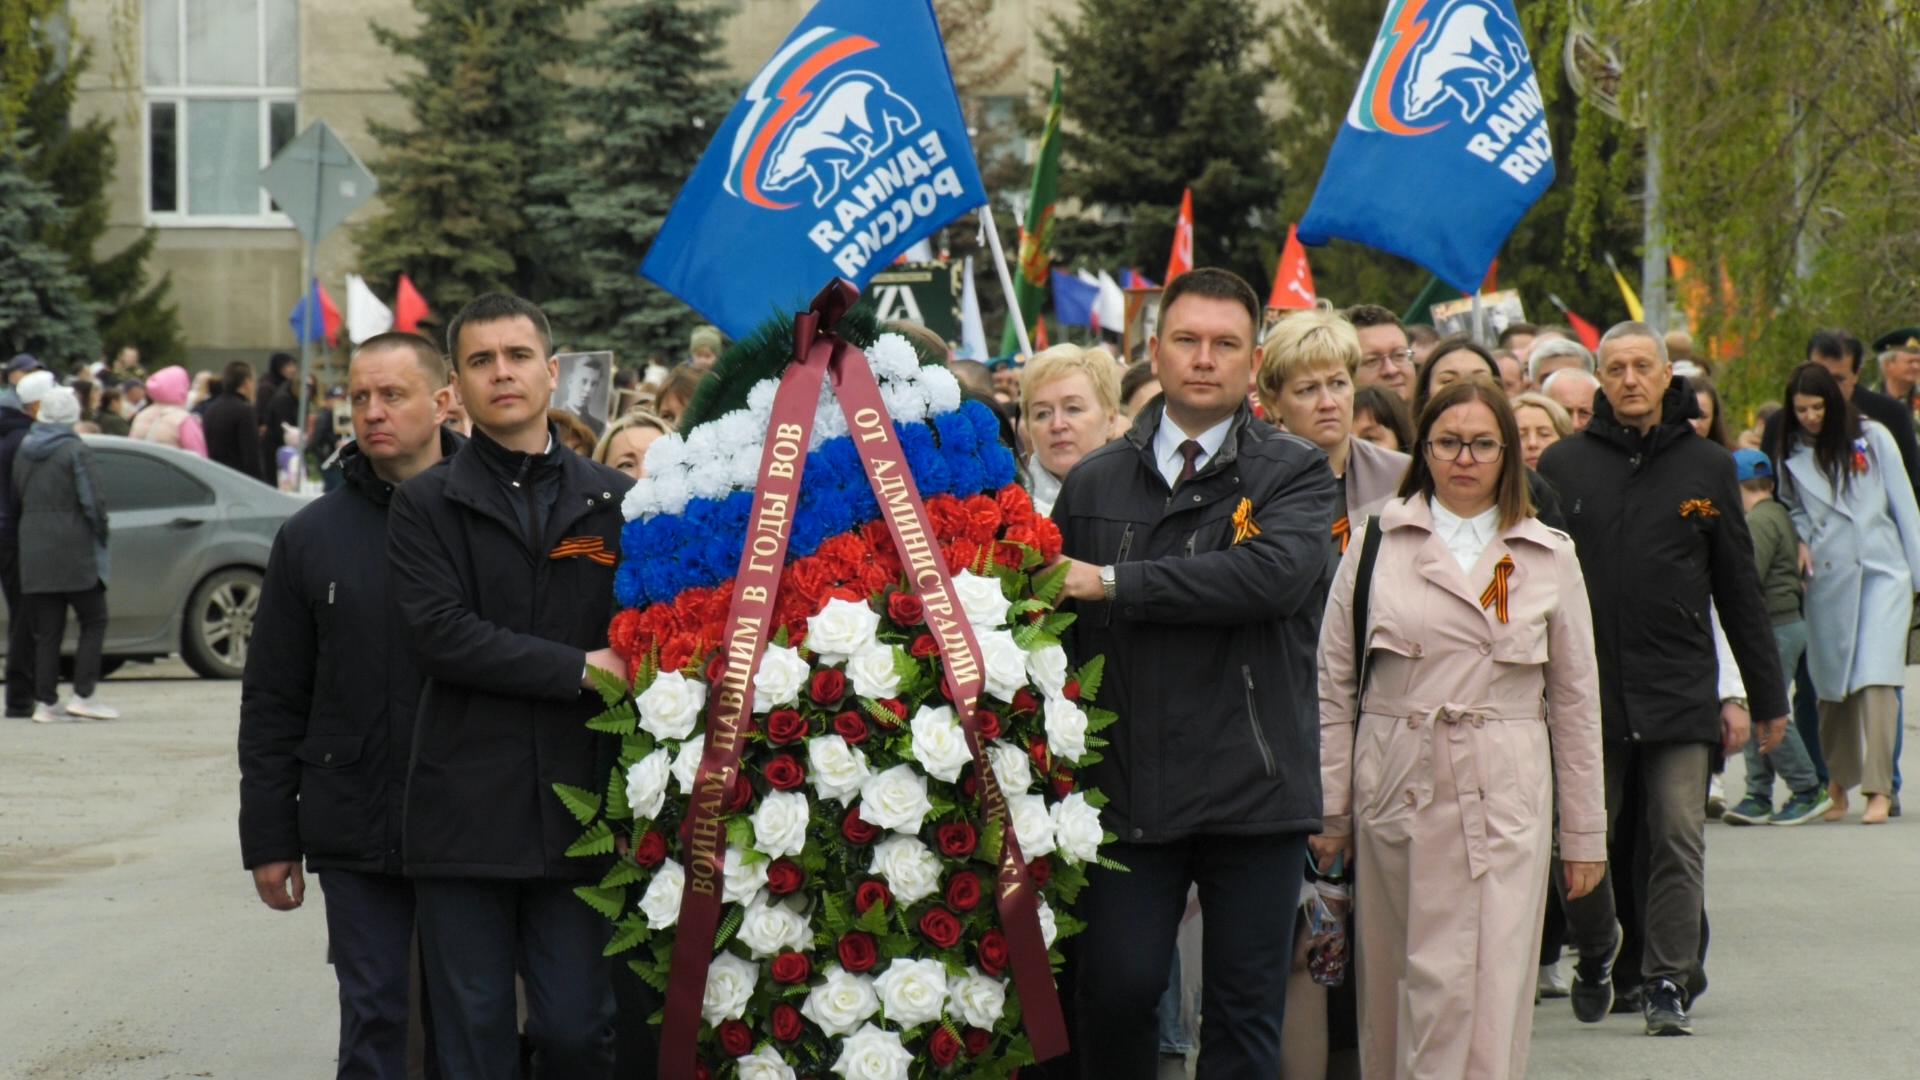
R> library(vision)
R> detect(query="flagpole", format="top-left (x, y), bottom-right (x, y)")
top-left (978, 203), bottom-right (1034, 358)
top-left (1471, 290), bottom-right (1487, 346)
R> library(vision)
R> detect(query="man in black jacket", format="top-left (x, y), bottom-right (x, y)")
top-left (1051, 269), bottom-right (1337, 1078)
top-left (388, 294), bottom-right (632, 1079)
top-left (257, 351), bottom-right (300, 482)
top-left (1537, 322), bottom-right (1789, 1037)
top-left (240, 332), bottom-right (456, 1079)
top-left (204, 360), bottom-right (266, 484)
top-left (0, 360), bottom-right (44, 717)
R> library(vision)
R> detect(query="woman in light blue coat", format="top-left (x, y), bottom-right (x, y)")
top-left (1776, 364), bottom-right (1920, 824)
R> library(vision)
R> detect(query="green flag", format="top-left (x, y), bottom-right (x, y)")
top-left (1401, 274), bottom-right (1462, 327)
top-left (1001, 70), bottom-right (1063, 356)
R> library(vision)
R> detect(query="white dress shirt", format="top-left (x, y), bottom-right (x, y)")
top-left (1153, 414), bottom-right (1233, 489)
top-left (1429, 497), bottom-right (1499, 573)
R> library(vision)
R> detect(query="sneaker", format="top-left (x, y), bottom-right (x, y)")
top-left (1772, 788), bottom-right (1833, 826)
top-left (1570, 925), bottom-right (1621, 1023)
top-left (1643, 978), bottom-right (1693, 1036)
top-left (1706, 774), bottom-right (1726, 818)
top-left (62, 695), bottom-right (119, 721)
top-left (1610, 984), bottom-right (1644, 1015)
top-left (30, 702), bottom-right (65, 724)
top-left (1722, 797), bottom-right (1775, 825)
top-left (1537, 963), bottom-right (1570, 1000)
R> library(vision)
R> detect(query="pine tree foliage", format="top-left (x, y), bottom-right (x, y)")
top-left (528, 0), bottom-right (735, 364)
top-left (357, 0), bottom-right (584, 324)
top-left (1040, 0), bottom-right (1287, 287)
top-left (0, 140), bottom-right (102, 365)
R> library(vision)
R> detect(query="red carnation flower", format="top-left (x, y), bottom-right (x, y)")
top-left (766, 858), bottom-right (804, 897)
top-left (1034, 517), bottom-right (1065, 560)
top-left (946, 539), bottom-right (981, 573)
top-left (766, 709), bottom-right (808, 746)
top-left (764, 754), bottom-right (806, 792)
top-left (854, 879), bottom-right (892, 914)
top-left (632, 831), bottom-right (667, 869)
top-left (918, 906), bottom-right (964, 949)
top-left (837, 931), bottom-right (879, 973)
top-left (945, 871), bottom-right (983, 912)
top-left (937, 822), bottom-right (978, 858)
top-left (809, 669), bottom-right (847, 706)
top-left (929, 1026), bottom-right (962, 1067)
top-left (964, 1028), bottom-right (992, 1057)
top-left (977, 929), bottom-right (1010, 976)
top-left (909, 633), bottom-right (939, 659)
top-left (770, 951), bottom-right (812, 985)
top-left (771, 1003), bottom-right (804, 1043)
top-left (842, 807), bottom-right (881, 845)
top-left (887, 591), bottom-right (926, 626)
top-left (1028, 856), bottom-right (1053, 888)
top-left (832, 710), bottom-right (870, 745)
top-left (717, 1020), bottom-right (752, 1057)
top-left (992, 540), bottom-right (1025, 569)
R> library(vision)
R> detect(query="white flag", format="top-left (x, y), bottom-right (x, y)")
top-left (345, 273), bottom-right (394, 345)
top-left (1094, 270), bottom-right (1127, 337)
top-left (958, 256), bottom-right (989, 360)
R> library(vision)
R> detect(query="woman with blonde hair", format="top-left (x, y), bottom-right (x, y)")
top-left (1313, 380), bottom-right (1606, 1078)
top-left (594, 410), bottom-right (672, 480)
top-left (1510, 391), bottom-right (1572, 471)
top-left (1018, 343), bottom-right (1123, 515)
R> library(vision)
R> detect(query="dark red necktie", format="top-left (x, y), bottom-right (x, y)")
top-left (1176, 439), bottom-right (1204, 486)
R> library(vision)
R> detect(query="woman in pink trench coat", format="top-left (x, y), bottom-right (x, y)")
top-left (1312, 381), bottom-right (1608, 1079)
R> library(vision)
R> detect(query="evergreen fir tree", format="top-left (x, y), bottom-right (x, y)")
top-left (357, 0), bottom-right (584, 325)
top-left (0, 141), bottom-right (102, 365)
top-left (1041, 0), bottom-right (1287, 287)
top-left (529, 0), bottom-right (734, 363)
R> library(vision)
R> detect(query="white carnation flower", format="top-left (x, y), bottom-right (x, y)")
top-left (687, 458), bottom-right (733, 501)
top-left (671, 734), bottom-right (704, 795)
top-left (867, 333), bottom-right (922, 382)
top-left (753, 644), bottom-right (810, 712)
top-left (869, 835), bottom-right (941, 905)
top-left (1025, 643), bottom-right (1070, 698)
top-left (723, 846), bottom-right (768, 904)
top-left (807, 597), bottom-right (882, 666)
top-left (644, 433), bottom-right (689, 475)
top-left (750, 788), bottom-right (810, 859)
top-left (857, 764), bottom-right (933, 835)
top-left (712, 409), bottom-right (758, 453)
top-left (1043, 694), bottom-right (1089, 765)
top-left (986, 740), bottom-right (1033, 795)
top-left (872, 957), bottom-right (948, 1027)
top-left (829, 1023), bottom-right (913, 1080)
top-left (920, 364), bottom-right (963, 415)
top-left (746, 379), bottom-right (780, 422)
top-left (908, 704), bottom-right (971, 783)
top-left (737, 1045), bottom-right (796, 1080)
top-left (639, 857), bottom-right (684, 929)
top-left (1050, 791), bottom-right (1104, 865)
top-left (947, 967), bottom-right (1008, 1029)
top-left (978, 629), bottom-right (1030, 701)
top-left (801, 966), bottom-right (880, 1037)
top-left (736, 895), bottom-right (812, 959)
top-left (1037, 897), bottom-right (1059, 948)
top-left (880, 380), bottom-right (930, 424)
top-left (621, 481), bottom-right (658, 522)
top-left (808, 734), bottom-right (871, 803)
top-left (953, 570), bottom-right (1011, 629)
top-left (647, 469), bottom-right (692, 517)
top-left (702, 951), bottom-right (759, 1024)
top-left (1008, 793), bottom-right (1057, 858)
top-left (728, 440), bottom-right (764, 488)
top-left (637, 670), bottom-right (707, 741)
top-left (846, 642), bottom-right (902, 700)
top-left (624, 748), bottom-right (672, 821)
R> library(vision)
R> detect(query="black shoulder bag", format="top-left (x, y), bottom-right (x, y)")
top-left (1350, 514), bottom-right (1385, 708)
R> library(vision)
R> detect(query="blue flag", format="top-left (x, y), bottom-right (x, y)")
top-left (1050, 270), bottom-right (1098, 329)
top-left (642, 0), bottom-right (988, 338)
top-left (289, 278), bottom-right (339, 346)
top-left (1297, 0), bottom-right (1553, 295)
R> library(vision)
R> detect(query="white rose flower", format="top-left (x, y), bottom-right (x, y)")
top-left (1050, 791), bottom-right (1104, 865)
top-left (671, 734), bottom-right (705, 795)
top-left (625, 748), bottom-right (672, 821)
top-left (908, 705), bottom-right (971, 783)
top-left (639, 857), bottom-right (684, 930)
top-left (868, 835), bottom-right (941, 905)
top-left (857, 764), bottom-right (933, 835)
top-left (1008, 794), bottom-right (1057, 858)
top-left (872, 957), bottom-right (949, 1027)
top-left (637, 670), bottom-right (707, 741)
top-left (978, 629), bottom-right (1029, 702)
top-left (702, 951), bottom-right (759, 1024)
top-left (807, 597), bottom-right (882, 666)
top-left (829, 1023), bottom-right (914, 1080)
top-left (1025, 643), bottom-right (1070, 698)
top-left (723, 847), bottom-right (769, 905)
top-left (986, 740), bottom-right (1033, 795)
top-left (808, 734), bottom-right (871, 803)
top-left (1037, 897), bottom-right (1059, 948)
top-left (753, 644), bottom-right (810, 713)
top-left (737, 1045), bottom-right (796, 1080)
top-left (750, 788), bottom-right (810, 859)
top-left (953, 570), bottom-right (1011, 629)
top-left (1043, 695), bottom-right (1089, 765)
top-left (845, 642), bottom-right (902, 700)
top-left (801, 966), bottom-right (880, 1037)
top-left (947, 967), bottom-right (1008, 1029)
top-left (737, 895), bottom-right (812, 959)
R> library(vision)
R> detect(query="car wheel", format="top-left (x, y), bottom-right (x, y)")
top-left (182, 567), bottom-right (262, 679)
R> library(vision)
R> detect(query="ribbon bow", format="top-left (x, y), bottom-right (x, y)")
top-left (1479, 555), bottom-right (1514, 624)
top-left (1678, 498), bottom-right (1720, 520)
top-left (1328, 514), bottom-right (1349, 554)
top-left (548, 535), bottom-right (616, 567)
top-left (1235, 498), bottom-right (1264, 545)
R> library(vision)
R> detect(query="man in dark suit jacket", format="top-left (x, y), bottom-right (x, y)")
top-left (203, 360), bottom-right (267, 484)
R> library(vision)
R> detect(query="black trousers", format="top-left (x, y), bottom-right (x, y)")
top-left (0, 542), bottom-right (35, 714)
top-left (1075, 832), bottom-right (1308, 1079)
top-left (29, 583), bottom-right (105, 704)
top-left (320, 870), bottom-right (429, 1080)
top-left (413, 878), bottom-right (615, 1080)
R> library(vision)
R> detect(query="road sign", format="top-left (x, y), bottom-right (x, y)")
top-left (259, 120), bottom-right (377, 246)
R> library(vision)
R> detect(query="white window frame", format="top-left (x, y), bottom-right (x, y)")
top-left (143, 0), bottom-right (298, 228)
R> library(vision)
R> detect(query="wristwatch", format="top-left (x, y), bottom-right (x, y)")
top-left (1098, 564), bottom-right (1117, 602)
top-left (1720, 696), bottom-right (1749, 711)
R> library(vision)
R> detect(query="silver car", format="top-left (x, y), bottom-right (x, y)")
top-left (1, 436), bottom-right (307, 679)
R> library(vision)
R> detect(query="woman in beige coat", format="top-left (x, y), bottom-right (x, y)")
top-left (1311, 381), bottom-right (1608, 1079)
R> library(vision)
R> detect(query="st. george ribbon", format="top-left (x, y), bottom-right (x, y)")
top-left (659, 281), bottom-right (1067, 1076)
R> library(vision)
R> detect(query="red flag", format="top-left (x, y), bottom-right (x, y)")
top-left (318, 283), bottom-right (343, 348)
top-left (1480, 258), bottom-right (1500, 294)
top-left (394, 274), bottom-right (432, 334)
top-left (1032, 317), bottom-right (1051, 352)
top-left (1164, 188), bottom-right (1193, 285)
top-left (1267, 224), bottom-right (1317, 310)
top-left (1564, 309), bottom-right (1601, 351)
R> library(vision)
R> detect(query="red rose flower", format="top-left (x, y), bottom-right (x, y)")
top-left (973, 709), bottom-right (1001, 741)
top-left (770, 951), bottom-right (812, 985)
top-left (766, 709), bottom-right (807, 746)
top-left (1028, 856), bottom-right (1053, 888)
top-left (764, 754), bottom-right (806, 791)
top-left (875, 698), bottom-right (907, 728)
top-left (842, 806), bottom-right (881, 845)
top-left (1062, 679), bottom-right (1081, 702)
top-left (977, 929), bottom-right (1010, 976)
top-left (695, 1063), bottom-right (712, 1080)
top-left (964, 1028), bottom-right (991, 1057)
top-left (771, 1003), bottom-right (804, 1043)
top-left (918, 906), bottom-right (963, 949)
top-left (704, 652), bottom-right (727, 684)
top-left (909, 633), bottom-right (939, 659)
top-left (766, 858), bottom-right (805, 897)
top-left (717, 1019), bottom-right (752, 1057)
top-left (1011, 688), bottom-right (1040, 715)
top-left (945, 871), bottom-right (982, 912)
top-left (887, 591), bottom-right (926, 626)
top-left (929, 1026), bottom-right (961, 1067)
top-left (838, 931), bottom-right (879, 973)
top-left (832, 711), bottom-right (870, 745)
top-left (809, 669), bottom-right (847, 706)
top-left (632, 831), bottom-right (668, 868)
top-left (1029, 740), bottom-right (1052, 774)
top-left (937, 822), bottom-right (978, 858)
top-left (727, 772), bottom-right (754, 812)
top-left (1051, 771), bottom-right (1074, 799)
top-left (854, 879), bottom-right (892, 914)
top-left (961, 772), bottom-right (981, 799)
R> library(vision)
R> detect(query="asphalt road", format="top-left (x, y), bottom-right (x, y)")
top-left (1, 662), bottom-right (1913, 1078)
